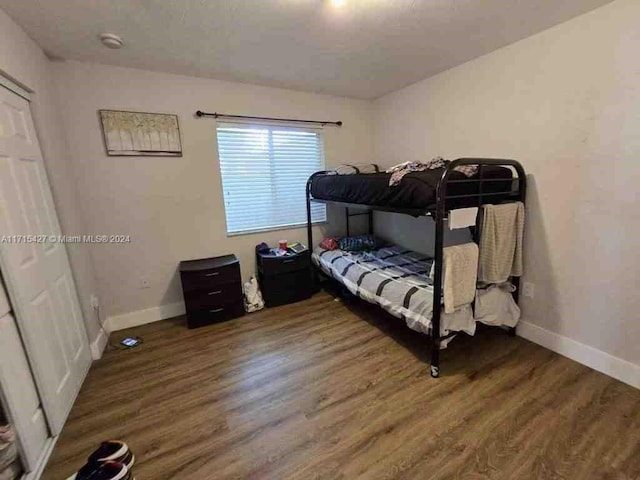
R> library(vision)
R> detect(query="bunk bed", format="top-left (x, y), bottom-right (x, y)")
top-left (305, 158), bottom-right (526, 378)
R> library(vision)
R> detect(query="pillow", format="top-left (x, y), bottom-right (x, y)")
top-left (332, 164), bottom-right (380, 175)
top-left (339, 234), bottom-right (380, 252)
top-left (319, 237), bottom-right (339, 251)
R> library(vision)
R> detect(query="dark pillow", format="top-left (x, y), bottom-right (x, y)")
top-left (339, 235), bottom-right (380, 252)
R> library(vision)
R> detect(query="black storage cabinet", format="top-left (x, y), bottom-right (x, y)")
top-left (179, 254), bottom-right (245, 328)
top-left (257, 250), bottom-right (313, 307)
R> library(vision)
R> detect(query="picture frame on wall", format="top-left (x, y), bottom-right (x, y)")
top-left (99, 109), bottom-right (182, 156)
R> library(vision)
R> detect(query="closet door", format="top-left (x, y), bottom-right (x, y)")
top-left (0, 311), bottom-right (49, 471)
top-left (0, 85), bottom-right (91, 435)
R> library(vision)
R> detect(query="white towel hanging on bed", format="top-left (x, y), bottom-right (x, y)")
top-left (478, 202), bottom-right (524, 283)
top-left (431, 243), bottom-right (479, 314)
top-left (444, 243), bottom-right (479, 314)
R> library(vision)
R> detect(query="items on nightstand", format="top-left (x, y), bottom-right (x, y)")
top-left (287, 242), bottom-right (308, 254)
top-left (179, 254), bottom-right (245, 328)
top-left (257, 246), bottom-right (313, 307)
top-left (255, 242), bottom-right (270, 254)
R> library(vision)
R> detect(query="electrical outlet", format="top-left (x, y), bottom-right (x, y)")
top-left (139, 277), bottom-right (150, 289)
top-left (522, 282), bottom-right (535, 298)
top-left (90, 294), bottom-right (99, 309)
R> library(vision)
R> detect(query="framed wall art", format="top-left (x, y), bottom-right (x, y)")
top-left (99, 109), bottom-right (182, 156)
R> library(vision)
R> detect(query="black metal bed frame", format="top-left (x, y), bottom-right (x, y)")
top-left (305, 158), bottom-right (526, 378)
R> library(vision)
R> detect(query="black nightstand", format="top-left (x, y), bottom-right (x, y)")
top-left (257, 250), bottom-right (313, 307)
top-left (179, 254), bottom-right (245, 328)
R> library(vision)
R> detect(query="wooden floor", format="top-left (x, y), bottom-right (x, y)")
top-left (44, 291), bottom-right (640, 480)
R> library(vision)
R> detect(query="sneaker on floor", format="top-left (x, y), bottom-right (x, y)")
top-left (87, 441), bottom-right (135, 470)
top-left (67, 460), bottom-right (132, 480)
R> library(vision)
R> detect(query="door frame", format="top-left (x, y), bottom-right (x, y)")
top-left (0, 72), bottom-right (31, 101)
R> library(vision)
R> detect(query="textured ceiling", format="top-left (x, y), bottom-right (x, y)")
top-left (0, 0), bottom-right (614, 99)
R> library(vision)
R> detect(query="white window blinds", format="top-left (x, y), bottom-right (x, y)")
top-left (216, 122), bottom-right (327, 235)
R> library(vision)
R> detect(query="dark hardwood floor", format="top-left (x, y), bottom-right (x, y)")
top-left (43, 291), bottom-right (640, 479)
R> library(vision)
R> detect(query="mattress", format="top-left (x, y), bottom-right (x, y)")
top-left (313, 245), bottom-right (476, 339)
top-left (309, 166), bottom-right (514, 214)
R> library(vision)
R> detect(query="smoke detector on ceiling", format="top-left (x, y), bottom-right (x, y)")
top-left (99, 33), bottom-right (124, 49)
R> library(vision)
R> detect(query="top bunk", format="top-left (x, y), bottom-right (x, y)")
top-left (307, 158), bottom-right (526, 217)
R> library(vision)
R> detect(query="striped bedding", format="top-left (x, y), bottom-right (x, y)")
top-left (312, 245), bottom-right (476, 339)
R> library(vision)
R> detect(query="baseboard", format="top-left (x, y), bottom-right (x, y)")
top-left (517, 320), bottom-right (640, 390)
top-left (89, 328), bottom-right (109, 360)
top-left (105, 301), bottom-right (186, 332)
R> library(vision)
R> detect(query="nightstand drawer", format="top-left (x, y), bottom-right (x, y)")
top-left (186, 303), bottom-right (245, 328)
top-left (258, 251), bottom-right (310, 276)
top-left (184, 284), bottom-right (243, 311)
top-left (180, 264), bottom-right (241, 291)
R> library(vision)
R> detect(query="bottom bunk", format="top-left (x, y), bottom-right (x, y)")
top-left (312, 243), bottom-right (520, 348)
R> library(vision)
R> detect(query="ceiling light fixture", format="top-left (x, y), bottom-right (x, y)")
top-left (99, 33), bottom-right (124, 49)
top-left (331, 0), bottom-right (346, 7)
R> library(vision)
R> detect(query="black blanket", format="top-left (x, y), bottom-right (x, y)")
top-left (310, 166), bottom-right (513, 214)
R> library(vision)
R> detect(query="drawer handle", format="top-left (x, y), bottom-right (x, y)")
top-left (208, 290), bottom-right (222, 295)
top-left (204, 272), bottom-right (220, 277)
top-left (282, 259), bottom-right (296, 264)
top-left (210, 308), bottom-right (224, 313)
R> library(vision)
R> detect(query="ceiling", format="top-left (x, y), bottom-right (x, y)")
top-left (0, 0), bottom-right (614, 99)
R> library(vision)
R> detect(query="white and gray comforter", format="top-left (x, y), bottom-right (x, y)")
top-left (313, 245), bottom-right (476, 339)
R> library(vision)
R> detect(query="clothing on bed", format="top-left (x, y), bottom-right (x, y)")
top-left (478, 202), bottom-right (525, 283)
top-left (386, 158), bottom-right (448, 186)
top-left (443, 243), bottom-right (479, 314)
top-left (475, 282), bottom-right (520, 327)
top-left (386, 158), bottom-right (480, 187)
top-left (338, 234), bottom-right (379, 252)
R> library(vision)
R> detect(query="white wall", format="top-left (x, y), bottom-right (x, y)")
top-left (53, 61), bottom-right (372, 326)
top-left (0, 9), bottom-right (102, 345)
top-left (5, 0), bottom-right (638, 385)
top-left (372, 0), bottom-right (640, 375)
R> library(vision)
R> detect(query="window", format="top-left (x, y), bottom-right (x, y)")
top-left (216, 122), bottom-right (327, 235)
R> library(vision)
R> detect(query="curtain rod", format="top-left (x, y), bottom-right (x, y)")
top-left (195, 111), bottom-right (342, 127)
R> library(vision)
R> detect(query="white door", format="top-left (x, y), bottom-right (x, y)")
top-left (0, 85), bottom-right (91, 435)
top-left (0, 310), bottom-right (50, 471)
